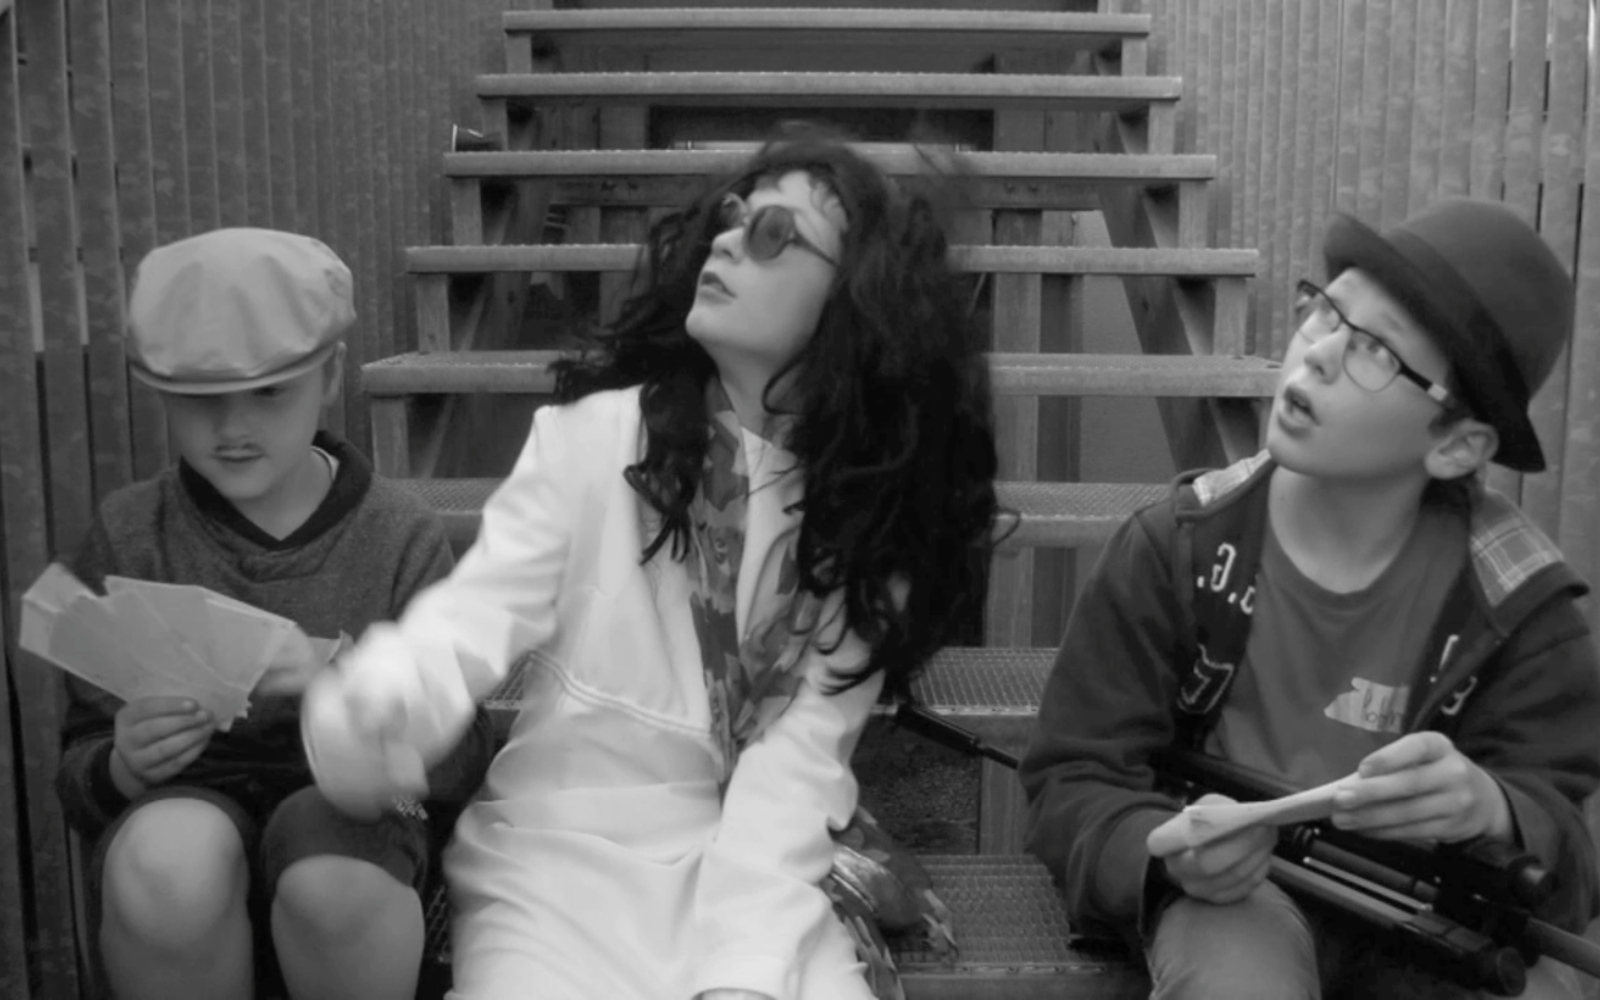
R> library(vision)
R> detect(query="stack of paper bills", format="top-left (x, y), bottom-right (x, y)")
top-left (20, 564), bottom-right (343, 731)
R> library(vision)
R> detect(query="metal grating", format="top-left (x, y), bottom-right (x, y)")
top-left (422, 856), bottom-right (1145, 987)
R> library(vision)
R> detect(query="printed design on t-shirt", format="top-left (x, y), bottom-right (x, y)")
top-left (1323, 678), bottom-right (1411, 734)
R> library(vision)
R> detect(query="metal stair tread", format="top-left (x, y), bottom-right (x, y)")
top-left (424, 854), bottom-right (1146, 995)
top-left (406, 243), bottom-right (1258, 275)
top-left (503, 7), bottom-right (1151, 51)
top-left (476, 71), bottom-right (1182, 112)
top-left (482, 646), bottom-right (1054, 747)
top-left (444, 147), bottom-right (1215, 182)
top-left (397, 477), bottom-right (1170, 553)
top-left (363, 350), bottom-right (1278, 398)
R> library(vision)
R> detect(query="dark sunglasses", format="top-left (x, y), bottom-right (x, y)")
top-left (715, 192), bottom-right (838, 267)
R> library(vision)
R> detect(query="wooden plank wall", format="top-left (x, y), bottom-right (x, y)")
top-left (1143, 0), bottom-right (1600, 635)
top-left (0, 1), bottom-right (511, 994)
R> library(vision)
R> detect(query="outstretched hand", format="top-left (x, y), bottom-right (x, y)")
top-left (1151, 793), bottom-right (1276, 905)
top-left (1331, 731), bottom-right (1513, 845)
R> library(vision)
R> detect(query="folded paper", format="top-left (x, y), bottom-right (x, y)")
top-left (21, 563), bottom-right (342, 731)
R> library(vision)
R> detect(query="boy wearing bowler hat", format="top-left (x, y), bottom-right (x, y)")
top-left (53, 228), bottom-right (492, 1000)
top-left (1021, 200), bottom-right (1600, 998)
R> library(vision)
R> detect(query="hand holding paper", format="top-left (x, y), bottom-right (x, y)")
top-left (20, 563), bottom-right (342, 732)
top-left (1147, 773), bottom-right (1359, 858)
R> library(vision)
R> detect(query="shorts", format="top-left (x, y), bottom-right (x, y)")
top-left (89, 783), bottom-right (432, 991)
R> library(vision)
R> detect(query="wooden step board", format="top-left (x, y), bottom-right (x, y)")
top-left (422, 856), bottom-right (1147, 999)
top-left (503, 7), bottom-right (1151, 59)
top-left (363, 350), bottom-right (1278, 399)
top-left (407, 243), bottom-right (1256, 277)
top-left (395, 478), bottom-right (1170, 555)
top-left (445, 148), bottom-right (1215, 212)
top-left (483, 646), bottom-right (1055, 747)
top-left (476, 71), bottom-right (1181, 114)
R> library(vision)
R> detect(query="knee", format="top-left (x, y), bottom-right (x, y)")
top-left (273, 855), bottom-right (413, 943)
top-left (100, 798), bottom-right (248, 948)
top-left (1147, 891), bottom-right (1318, 1000)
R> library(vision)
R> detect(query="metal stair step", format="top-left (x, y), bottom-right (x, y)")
top-left (422, 854), bottom-right (1146, 998)
top-left (406, 243), bottom-right (1257, 276)
top-left (482, 646), bottom-right (1055, 747)
top-left (445, 148), bottom-right (1215, 211)
top-left (395, 478), bottom-right (1170, 555)
top-left (363, 350), bottom-right (1278, 398)
top-left (476, 71), bottom-right (1181, 113)
top-left (503, 7), bottom-right (1151, 57)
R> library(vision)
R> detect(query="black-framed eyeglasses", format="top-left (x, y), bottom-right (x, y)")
top-left (715, 193), bottom-right (838, 267)
top-left (1292, 279), bottom-right (1452, 406)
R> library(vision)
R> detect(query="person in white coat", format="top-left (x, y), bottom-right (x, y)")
top-left (302, 125), bottom-right (1002, 1000)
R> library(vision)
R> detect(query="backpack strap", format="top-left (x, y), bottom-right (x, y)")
top-left (1172, 480), bottom-right (1272, 748)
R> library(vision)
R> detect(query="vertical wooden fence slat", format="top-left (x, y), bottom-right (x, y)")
top-left (1175, 0), bottom-right (1192, 153)
top-left (311, 0), bottom-right (334, 247)
top-left (1560, 5), bottom-right (1600, 632)
top-left (317, 0), bottom-right (347, 437)
top-left (1286, 0), bottom-right (1322, 355)
top-left (1198, 0), bottom-right (1220, 242)
top-left (1244, 0), bottom-right (1273, 347)
top-left (23, 0), bottom-right (94, 558)
top-left (1223, 1), bottom-right (1243, 247)
top-left (1353, 0), bottom-right (1391, 223)
top-left (355, 0), bottom-right (379, 371)
top-left (263, 0), bottom-right (295, 229)
top-left (427, 0), bottom-right (448, 246)
top-left (1210, 1), bottom-right (1230, 242)
top-left (211, 0), bottom-right (247, 226)
top-left (1489, 0), bottom-right (1551, 504)
top-left (347, 0), bottom-right (378, 450)
top-left (383, 0), bottom-right (408, 357)
top-left (1266, 0), bottom-right (1297, 341)
top-left (289, 0), bottom-right (317, 236)
top-left (110, 0), bottom-right (169, 480)
top-left (1333, 0), bottom-right (1366, 216)
top-left (0, 616), bottom-right (29, 999)
top-left (1469, 0), bottom-right (1512, 201)
top-left (69, 0), bottom-right (134, 501)
top-left (182, 0), bottom-right (220, 232)
top-left (1433, 0), bottom-right (1475, 203)
top-left (1521, 0), bottom-right (1586, 537)
top-left (378, 0), bottom-right (400, 360)
top-left (241, 0), bottom-right (273, 228)
top-left (2, 10), bottom-right (76, 998)
top-left (1502, 0), bottom-right (1549, 221)
top-left (1381, 0), bottom-right (1418, 227)
top-left (1408, 0), bottom-right (1446, 214)
top-left (146, 0), bottom-right (191, 245)
top-left (1302, 0), bottom-right (1341, 282)
top-left (0, 17), bottom-right (42, 999)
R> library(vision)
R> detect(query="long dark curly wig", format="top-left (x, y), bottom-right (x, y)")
top-left (554, 124), bottom-right (1001, 702)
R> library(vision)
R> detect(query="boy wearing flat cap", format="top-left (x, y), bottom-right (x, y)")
top-left (54, 228), bottom-right (493, 1000)
top-left (1022, 200), bottom-right (1600, 998)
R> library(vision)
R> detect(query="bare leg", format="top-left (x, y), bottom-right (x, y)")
top-left (272, 855), bottom-right (423, 1000)
top-left (99, 798), bottom-right (253, 1000)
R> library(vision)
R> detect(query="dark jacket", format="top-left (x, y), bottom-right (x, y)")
top-left (55, 433), bottom-right (494, 839)
top-left (1020, 453), bottom-right (1600, 934)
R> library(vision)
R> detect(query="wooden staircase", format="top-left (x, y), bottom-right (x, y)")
top-left (370, 6), bottom-right (1273, 997)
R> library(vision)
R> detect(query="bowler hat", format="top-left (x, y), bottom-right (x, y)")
top-left (1321, 199), bottom-right (1572, 472)
top-left (128, 228), bottom-right (354, 394)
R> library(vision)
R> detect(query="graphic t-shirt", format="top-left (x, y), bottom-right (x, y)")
top-left (1207, 505), bottom-right (1466, 787)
